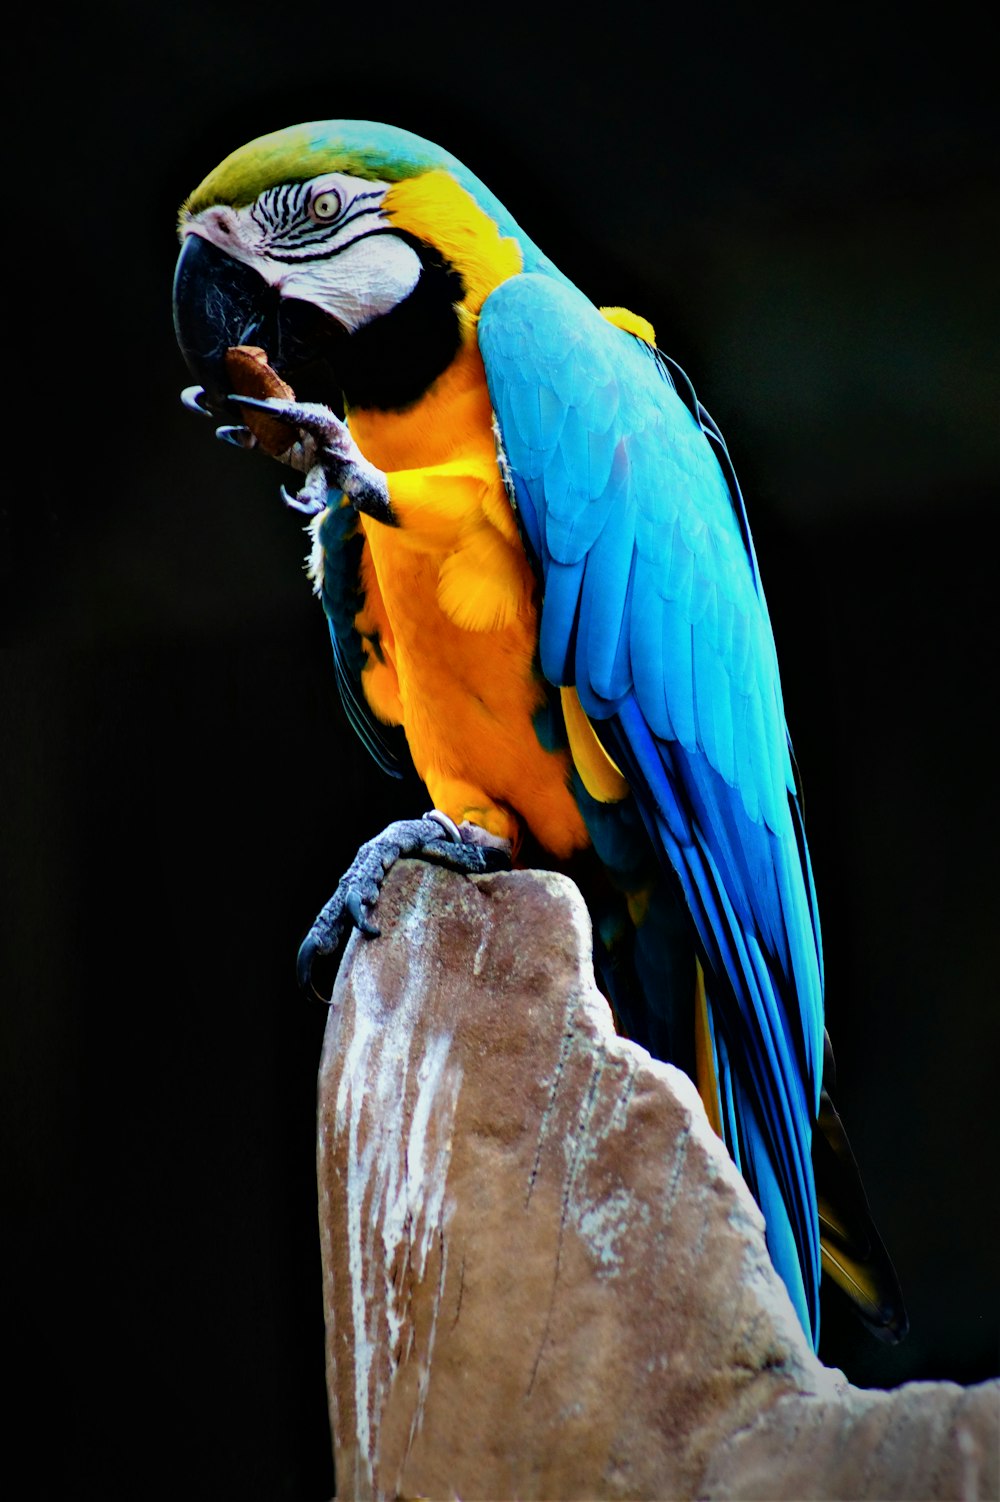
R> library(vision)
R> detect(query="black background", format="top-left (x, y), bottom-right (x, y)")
top-left (6, 2), bottom-right (997, 1494)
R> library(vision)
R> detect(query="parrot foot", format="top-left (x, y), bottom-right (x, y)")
top-left (297, 812), bottom-right (512, 1000)
top-left (228, 394), bottom-right (394, 525)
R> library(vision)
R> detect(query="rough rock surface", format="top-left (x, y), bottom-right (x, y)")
top-left (316, 862), bottom-right (999, 1500)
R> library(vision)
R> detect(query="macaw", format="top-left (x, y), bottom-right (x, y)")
top-left (173, 119), bottom-right (905, 1351)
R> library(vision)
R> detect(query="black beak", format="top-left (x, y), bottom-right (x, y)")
top-left (172, 233), bottom-right (276, 418)
top-left (172, 232), bottom-right (348, 418)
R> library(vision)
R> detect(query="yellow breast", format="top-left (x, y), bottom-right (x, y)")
top-left (346, 338), bottom-right (588, 859)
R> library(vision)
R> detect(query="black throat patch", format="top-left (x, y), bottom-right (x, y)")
top-left (338, 235), bottom-right (466, 413)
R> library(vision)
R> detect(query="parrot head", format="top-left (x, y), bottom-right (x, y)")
top-left (173, 119), bottom-right (551, 422)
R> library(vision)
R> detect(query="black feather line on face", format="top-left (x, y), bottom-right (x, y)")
top-left (266, 214), bottom-right (390, 260)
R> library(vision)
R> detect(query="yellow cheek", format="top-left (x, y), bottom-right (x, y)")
top-left (381, 170), bottom-right (523, 314)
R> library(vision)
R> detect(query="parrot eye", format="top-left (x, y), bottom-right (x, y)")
top-left (309, 187), bottom-right (343, 223)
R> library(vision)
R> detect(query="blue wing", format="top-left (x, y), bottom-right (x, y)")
top-left (479, 273), bottom-right (825, 1344)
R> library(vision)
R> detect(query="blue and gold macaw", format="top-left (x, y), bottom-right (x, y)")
top-left (173, 119), bottom-right (905, 1350)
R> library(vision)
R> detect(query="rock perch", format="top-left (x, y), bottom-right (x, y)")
top-left (316, 862), bottom-right (998, 1500)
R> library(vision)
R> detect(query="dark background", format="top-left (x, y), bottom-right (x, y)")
top-left (6, 1), bottom-right (997, 1494)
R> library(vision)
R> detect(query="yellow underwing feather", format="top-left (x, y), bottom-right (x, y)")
top-left (819, 1239), bottom-right (888, 1327)
top-left (626, 886), bottom-right (651, 927)
top-left (811, 1078), bottom-right (908, 1338)
top-left (694, 960), bottom-right (724, 1139)
top-left (560, 686), bottom-right (629, 802)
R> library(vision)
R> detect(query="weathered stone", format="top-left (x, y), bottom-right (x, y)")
top-left (316, 862), bottom-right (999, 1500)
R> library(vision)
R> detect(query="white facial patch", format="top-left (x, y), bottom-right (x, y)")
top-left (276, 232), bottom-right (421, 332)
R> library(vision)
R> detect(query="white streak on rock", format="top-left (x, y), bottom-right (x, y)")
top-left (336, 996), bottom-right (380, 1492)
top-left (576, 1188), bottom-right (650, 1273)
top-left (335, 867), bottom-right (463, 1493)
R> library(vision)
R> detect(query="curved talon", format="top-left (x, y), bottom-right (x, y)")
top-left (281, 482), bottom-right (327, 516)
top-left (215, 424), bottom-right (257, 450)
top-left (181, 384), bottom-right (213, 416)
top-left (296, 933), bottom-right (325, 999)
top-left (424, 809), bottom-right (463, 843)
top-left (345, 888), bottom-right (380, 938)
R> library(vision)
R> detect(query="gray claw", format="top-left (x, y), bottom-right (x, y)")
top-left (215, 425), bottom-right (258, 450)
top-left (424, 809), bottom-right (463, 843)
top-left (345, 888), bottom-right (381, 938)
top-left (281, 481), bottom-right (327, 515)
top-left (181, 385), bottom-right (213, 416)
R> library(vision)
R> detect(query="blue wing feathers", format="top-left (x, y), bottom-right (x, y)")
top-left (661, 607), bottom-right (698, 753)
top-left (692, 616), bottom-right (736, 784)
top-left (581, 521), bottom-right (636, 701)
top-left (479, 272), bottom-right (824, 1344)
top-left (626, 570), bottom-right (670, 737)
top-left (537, 558), bottom-right (584, 686)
